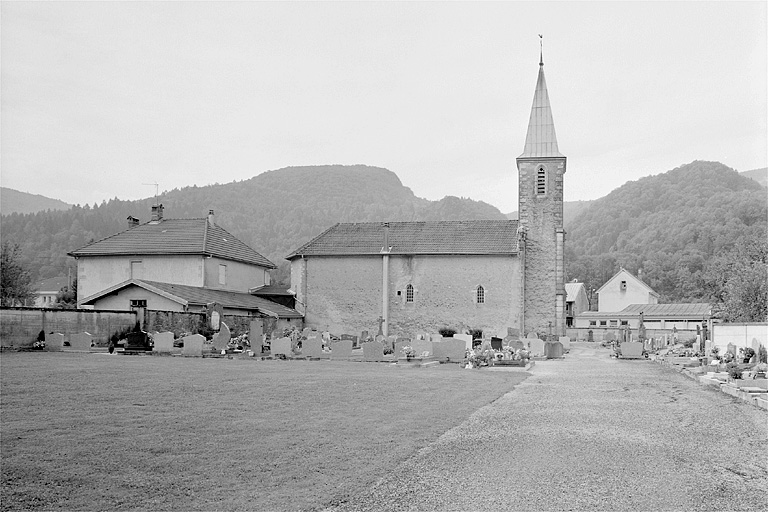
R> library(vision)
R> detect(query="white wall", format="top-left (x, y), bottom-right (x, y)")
top-left (712, 323), bottom-right (767, 356)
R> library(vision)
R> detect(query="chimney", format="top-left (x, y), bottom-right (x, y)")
top-left (207, 209), bottom-right (215, 227)
top-left (151, 204), bottom-right (164, 222)
top-left (127, 216), bottom-right (139, 229)
top-left (637, 268), bottom-right (644, 282)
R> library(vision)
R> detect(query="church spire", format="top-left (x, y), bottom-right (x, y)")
top-left (519, 38), bottom-right (563, 158)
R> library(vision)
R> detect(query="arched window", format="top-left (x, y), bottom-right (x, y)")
top-left (406, 284), bottom-right (414, 303)
top-left (476, 285), bottom-right (485, 304)
top-left (536, 166), bottom-right (547, 196)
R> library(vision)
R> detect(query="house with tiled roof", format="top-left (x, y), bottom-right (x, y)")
top-left (31, 276), bottom-right (70, 308)
top-left (68, 206), bottom-right (299, 322)
top-left (285, 52), bottom-right (569, 339)
top-left (574, 303), bottom-right (712, 333)
top-left (565, 281), bottom-right (590, 327)
top-left (595, 268), bottom-right (659, 313)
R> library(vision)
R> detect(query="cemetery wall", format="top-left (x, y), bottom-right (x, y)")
top-left (77, 254), bottom-right (203, 303)
top-left (298, 254), bottom-right (520, 338)
top-left (712, 323), bottom-right (767, 354)
top-left (0, 307), bottom-right (137, 348)
top-left (566, 327), bottom-right (702, 342)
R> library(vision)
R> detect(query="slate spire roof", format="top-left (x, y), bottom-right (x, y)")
top-left (69, 217), bottom-right (275, 269)
top-left (519, 54), bottom-right (564, 159)
top-left (286, 220), bottom-right (520, 258)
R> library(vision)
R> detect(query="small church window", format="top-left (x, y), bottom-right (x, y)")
top-left (476, 285), bottom-right (485, 304)
top-left (406, 284), bottom-right (414, 303)
top-left (536, 167), bottom-right (547, 195)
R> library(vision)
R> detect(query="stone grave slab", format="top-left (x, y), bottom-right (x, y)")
top-left (153, 331), bottom-right (175, 353)
top-left (362, 341), bottom-right (386, 362)
top-left (271, 337), bottom-right (293, 357)
top-left (302, 338), bottom-right (323, 358)
top-left (528, 338), bottom-right (545, 357)
top-left (47, 332), bottom-right (65, 352)
top-left (454, 333), bottom-right (472, 352)
top-left (621, 342), bottom-right (644, 359)
top-left (412, 339), bottom-right (432, 357)
top-left (212, 322), bottom-right (231, 351)
top-left (331, 340), bottom-right (353, 360)
top-left (181, 334), bottom-right (205, 357)
top-left (544, 341), bottom-right (564, 359)
top-left (433, 338), bottom-right (466, 363)
top-left (69, 332), bottom-right (93, 351)
top-left (558, 336), bottom-right (571, 352)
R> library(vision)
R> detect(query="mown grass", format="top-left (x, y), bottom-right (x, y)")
top-left (1, 352), bottom-right (528, 511)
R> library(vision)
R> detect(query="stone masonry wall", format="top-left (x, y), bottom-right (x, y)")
top-left (518, 157), bottom-right (566, 337)
top-left (299, 254), bottom-right (521, 338)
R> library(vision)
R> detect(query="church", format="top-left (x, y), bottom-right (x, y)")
top-left (286, 52), bottom-right (566, 340)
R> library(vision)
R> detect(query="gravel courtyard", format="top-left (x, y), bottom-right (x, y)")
top-left (326, 343), bottom-right (768, 512)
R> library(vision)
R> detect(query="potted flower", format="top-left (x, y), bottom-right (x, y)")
top-left (400, 345), bottom-right (416, 361)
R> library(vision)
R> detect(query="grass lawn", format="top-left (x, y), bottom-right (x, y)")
top-left (1, 352), bottom-right (528, 511)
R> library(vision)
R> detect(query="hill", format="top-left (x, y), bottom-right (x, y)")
top-left (0, 165), bottom-right (506, 284)
top-left (565, 161), bottom-right (767, 302)
top-left (741, 167), bottom-right (767, 188)
top-left (1, 187), bottom-right (71, 215)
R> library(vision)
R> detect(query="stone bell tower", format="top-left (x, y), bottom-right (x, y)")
top-left (516, 45), bottom-right (566, 337)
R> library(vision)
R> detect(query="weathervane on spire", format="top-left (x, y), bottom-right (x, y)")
top-left (538, 34), bottom-right (543, 66)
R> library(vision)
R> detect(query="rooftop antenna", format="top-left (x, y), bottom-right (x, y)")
top-left (538, 34), bottom-right (543, 66)
top-left (142, 182), bottom-right (159, 205)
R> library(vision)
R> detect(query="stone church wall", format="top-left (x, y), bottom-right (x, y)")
top-left (294, 254), bottom-right (521, 338)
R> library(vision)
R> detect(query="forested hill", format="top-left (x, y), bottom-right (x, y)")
top-left (566, 160), bottom-right (767, 302)
top-left (0, 188), bottom-right (71, 215)
top-left (0, 165), bottom-right (506, 284)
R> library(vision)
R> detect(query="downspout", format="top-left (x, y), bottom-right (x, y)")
top-left (381, 223), bottom-right (391, 338)
top-left (518, 227), bottom-right (526, 336)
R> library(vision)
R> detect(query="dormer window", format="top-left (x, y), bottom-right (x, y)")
top-left (536, 166), bottom-right (547, 196)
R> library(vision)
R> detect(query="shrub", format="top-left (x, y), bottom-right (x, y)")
top-left (438, 327), bottom-right (456, 337)
top-left (726, 363), bottom-right (743, 380)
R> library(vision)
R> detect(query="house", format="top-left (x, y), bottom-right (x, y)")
top-left (565, 281), bottom-right (589, 327)
top-left (595, 268), bottom-right (659, 313)
top-left (574, 303), bottom-right (712, 334)
top-left (69, 206), bottom-right (276, 306)
top-left (78, 279), bottom-right (303, 329)
top-left (286, 53), bottom-right (568, 338)
top-left (31, 276), bottom-right (69, 307)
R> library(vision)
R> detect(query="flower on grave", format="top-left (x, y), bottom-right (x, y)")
top-left (401, 345), bottom-right (416, 358)
top-left (33, 341), bottom-right (45, 350)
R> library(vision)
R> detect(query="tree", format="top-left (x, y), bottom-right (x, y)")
top-left (703, 238), bottom-right (768, 322)
top-left (52, 278), bottom-right (78, 309)
top-left (0, 241), bottom-right (33, 306)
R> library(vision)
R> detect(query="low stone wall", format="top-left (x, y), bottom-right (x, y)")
top-left (0, 307), bottom-right (138, 348)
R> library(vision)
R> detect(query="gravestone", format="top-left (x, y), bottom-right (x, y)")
top-left (250, 319), bottom-right (264, 347)
top-left (302, 338), bottom-right (323, 358)
top-left (433, 338), bottom-right (466, 362)
top-left (362, 341), bottom-right (386, 362)
top-left (330, 340), bottom-right (353, 360)
top-left (271, 337), bottom-right (292, 357)
top-left (412, 339), bottom-right (432, 357)
top-left (507, 327), bottom-right (520, 338)
top-left (153, 331), bottom-right (175, 353)
top-left (510, 338), bottom-right (525, 351)
top-left (491, 337), bottom-right (503, 351)
top-left (360, 330), bottom-right (369, 343)
top-left (375, 334), bottom-right (386, 344)
top-left (727, 343), bottom-right (737, 356)
top-left (704, 339), bottom-right (712, 355)
top-left (752, 338), bottom-right (762, 355)
top-left (394, 341), bottom-right (408, 358)
top-left (302, 327), bottom-right (312, 338)
top-left (181, 334), bottom-right (205, 357)
top-left (69, 332), bottom-right (93, 351)
top-left (544, 341), bottom-right (564, 359)
top-left (454, 333), bottom-right (472, 352)
top-left (387, 335), bottom-right (398, 350)
top-left (621, 342), bottom-right (644, 359)
top-left (340, 334), bottom-right (358, 347)
top-left (396, 337), bottom-right (410, 344)
top-left (558, 336), bottom-right (570, 352)
top-left (212, 322), bottom-right (231, 351)
top-left (529, 338), bottom-right (545, 357)
top-left (47, 332), bottom-right (65, 352)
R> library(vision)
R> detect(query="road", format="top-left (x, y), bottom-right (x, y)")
top-left (326, 343), bottom-right (767, 511)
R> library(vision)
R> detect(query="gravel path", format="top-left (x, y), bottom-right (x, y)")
top-left (325, 343), bottom-right (767, 512)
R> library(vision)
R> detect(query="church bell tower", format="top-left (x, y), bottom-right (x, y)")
top-left (516, 44), bottom-right (566, 337)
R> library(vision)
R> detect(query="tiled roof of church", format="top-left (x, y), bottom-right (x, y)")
top-left (286, 220), bottom-right (520, 258)
top-left (69, 218), bottom-right (275, 268)
top-left (518, 57), bottom-right (564, 159)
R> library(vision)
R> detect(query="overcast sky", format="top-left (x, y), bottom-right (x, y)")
top-left (1, 1), bottom-right (766, 212)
